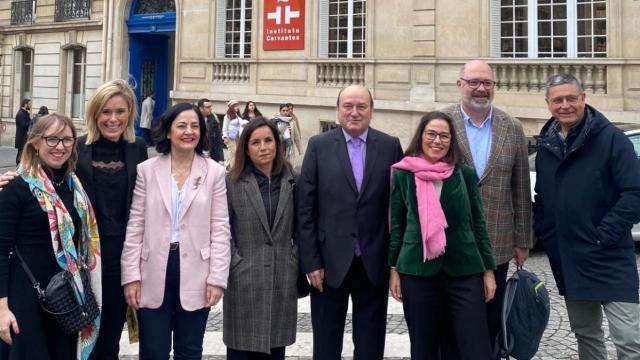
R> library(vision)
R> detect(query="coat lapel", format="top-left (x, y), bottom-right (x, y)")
top-left (452, 104), bottom-right (475, 168)
top-left (242, 173), bottom-right (273, 242)
top-left (333, 130), bottom-right (359, 195)
top-left (479, 112), bottom-right (508, 183)
top-left (179, 155), bottom-right (208, 221)
top-left (360, 130), bottom-right (379, 198)
top-left (272, 169), bottom-right (294, 232)
top-left (154, 155), bottom-right (172, 216)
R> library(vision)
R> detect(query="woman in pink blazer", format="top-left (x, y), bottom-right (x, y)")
top-left (121, 103), bottom-right (231, 359)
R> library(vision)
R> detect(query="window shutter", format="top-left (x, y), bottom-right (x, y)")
top-left (215, 0), bottom-right (227, 58)
top-left (489, 0), bottom-right (501, 57)
top-left (318, 0), bottom-right (329, 58)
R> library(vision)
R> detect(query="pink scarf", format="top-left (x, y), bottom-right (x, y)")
top-left (392, 156), bottom-right (454, 261)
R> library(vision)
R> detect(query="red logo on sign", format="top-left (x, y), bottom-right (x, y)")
top-left (263, 0), bottom-right (305, 50)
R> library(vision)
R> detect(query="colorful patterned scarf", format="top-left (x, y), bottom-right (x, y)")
top-left (17, 165), bottom-right (102, 360)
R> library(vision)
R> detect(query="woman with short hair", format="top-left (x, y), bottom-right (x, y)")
top-left (121, 103), bottom-right (230, 359)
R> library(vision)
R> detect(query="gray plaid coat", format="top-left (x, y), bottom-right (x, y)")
top-left (223, 169), bottom-right (298, 353)
top-left (444, 104), bottom-right (533, 265)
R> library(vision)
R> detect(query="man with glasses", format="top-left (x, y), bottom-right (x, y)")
top-left (444, 59), bottom-right (532, 356)
top-left (534, 73), bottom-right (640, 359)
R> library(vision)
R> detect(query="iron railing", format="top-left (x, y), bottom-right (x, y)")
top-left (11, 0), bottom-right (35, 25)
top-left (54, 0), bottom-right (90, 22)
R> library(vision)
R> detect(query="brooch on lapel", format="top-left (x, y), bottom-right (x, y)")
top-left (193, 176), bottom-right (202, 190)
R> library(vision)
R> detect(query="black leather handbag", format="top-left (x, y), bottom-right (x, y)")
top-left (15, 248), bottom-right (100, 334)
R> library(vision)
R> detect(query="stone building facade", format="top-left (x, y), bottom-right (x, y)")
top-left (1, 0), bottom-right (639, 153)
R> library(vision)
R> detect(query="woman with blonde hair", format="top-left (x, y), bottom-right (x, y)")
top-left (0, 114), bottom-right (102, 359)
top-left (78, 79), bottom-right (148, 359)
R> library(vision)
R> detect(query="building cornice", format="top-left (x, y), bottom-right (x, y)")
top-left (0, 20), bottom-right (103, 34)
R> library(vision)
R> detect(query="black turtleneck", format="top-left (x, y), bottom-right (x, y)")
top-left (251, 165), bottom-right (282, 229)
top-left (91, 137), bottom-right (128, 237)
top-left (0, 166), bottom-right (81, 298)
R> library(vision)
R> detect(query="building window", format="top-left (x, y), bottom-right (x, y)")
top-left (55, 0), bottom-right (90, 22)
top-left (326, 0), bottom-right (366, 58)
top-left (18, 49), bottom-right (33, 101)
top-left (224, 0), bottom-right (252, 58)
top-left (11, 0), bottom-right (35, 25)
top-left (69, 48), bottom-right (86, 118)
top-left (135, 0), bottom-right (175, 14)
top-left (320, 120), bottom-right (339, 133)
top-left (497, 0), bottom-right (606, 58)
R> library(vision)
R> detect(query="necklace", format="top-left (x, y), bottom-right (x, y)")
top-left (51, 178), bottom-right (65, 187)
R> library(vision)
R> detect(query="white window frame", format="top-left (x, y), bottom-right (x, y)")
top-left (492, 0), bottom-right (606, 58)
top-left (68, 47), bottom-right (86, 119)
top-left (319, 0), bottom-right (366, 58)
top-left (15, 48), bottom-right (34, 101)
top-left (215, 0), bottom-right (252, 59)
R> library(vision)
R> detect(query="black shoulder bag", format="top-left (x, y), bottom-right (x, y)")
top-left (14, 247), bottom-right (100, 334)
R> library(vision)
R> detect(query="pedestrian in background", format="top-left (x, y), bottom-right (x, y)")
top-left (388, 111), bottom-right (496, 360)
top-left (121, 102), bottom-right (230, 359)
top-left (198, 98), bottom-right (224, 164)
top-left (29, 106), bottom-right (49, 131)
top-left (224, 117), bottom-right (298, 360)
top-left (534, 73), bottom-right (640, 360)
top-left (14, 99), bottom-right (31, 165)
top-left (222, 100), bottom-right (248, 170)
top-left (139, 92), bottom-right (155, 146)
top-left (241, 101), bottom-right (263, 121)
top-left (0, 113), bottom-right (102, 359)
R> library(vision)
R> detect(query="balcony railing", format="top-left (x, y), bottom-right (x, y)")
top-left (317, 63), bottom-right (365, 87)
top-left (491, 62), bottom-right (607, 94)
top-left (55, 0), bottom-right (90, 22)
top-left (11, 0), bottom-right (35, 25)
top-left (213, 62), bottom-right (249, 83)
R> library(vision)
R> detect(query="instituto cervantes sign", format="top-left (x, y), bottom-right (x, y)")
top-left (263, 0), bottom-right (305, 50)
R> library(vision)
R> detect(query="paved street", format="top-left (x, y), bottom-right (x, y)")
top-left (1, 146), bottom-right (638, 359)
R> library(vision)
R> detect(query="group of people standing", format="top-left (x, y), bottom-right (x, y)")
top-left (0, 57), bottom-right (638, 360)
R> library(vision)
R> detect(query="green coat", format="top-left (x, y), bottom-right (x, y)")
top-left (389, 165), bottom-right (496, 277)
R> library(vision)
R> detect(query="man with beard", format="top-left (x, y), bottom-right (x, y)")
top-left (443, 59), bottom-right (532, 356)
top-left (14, 98), bottom-right (31, 165)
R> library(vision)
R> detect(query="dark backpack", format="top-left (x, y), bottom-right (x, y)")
top-left (495, 267), bottom-right (550, 360)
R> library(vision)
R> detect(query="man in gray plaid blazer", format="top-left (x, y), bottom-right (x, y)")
top-left (443, 59), bottom-right (533, 355)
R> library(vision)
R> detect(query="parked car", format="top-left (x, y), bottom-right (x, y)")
top-left (529, 128), bottom-right (640, 243)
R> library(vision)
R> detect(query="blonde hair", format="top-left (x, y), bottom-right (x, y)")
top-left (84, 79), bottom-right (137, 144)
top-left (20, 113), bottom-right (78, 177)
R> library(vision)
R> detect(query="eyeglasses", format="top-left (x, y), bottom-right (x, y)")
top-left (423, 130), bottom-right (452, 143)
top-left (43, 136), bottom-right (75, 148)
top-left (460, 78), bottom-right (496, 89)
top-left (548, 95), bottom-right (583, 106)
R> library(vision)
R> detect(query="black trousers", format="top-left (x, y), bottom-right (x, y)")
top-left (226, 347), bottom-right (285, 360)
top-left (442, 262), bottom-right (509, 360)
top-left (400, 272), bottom-right (492, 360)
top-left (90, 238), bottom-right (127, 360)
top-left (137, 250), bottom-right (210, 360)
top-left (310, 256), bottom-right (388, 360)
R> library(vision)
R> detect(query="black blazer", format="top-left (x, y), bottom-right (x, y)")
top-left (75, 134), bottom-right (148, 218)
top-left (297, 127), bottom-right (403, 288)
top-left (14, 108), bottom-right (30, 149)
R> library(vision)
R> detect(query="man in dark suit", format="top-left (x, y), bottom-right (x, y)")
top-left (14, 98), bottom-right (31, 165)
top-left (297, 84), bottom-right (403, 359)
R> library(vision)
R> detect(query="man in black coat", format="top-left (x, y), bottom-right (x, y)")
top-left (297, 85), bottom-right (403, 359)
top-left (14, 98), bottom-right (31, 165)
top-left (533, 73), bottom-right (640, 359)
top-left (198, 98), bottom-right (224, 163)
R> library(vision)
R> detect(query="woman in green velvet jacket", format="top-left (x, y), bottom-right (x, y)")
top-left (388, 111), bottom-right (497, 360)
